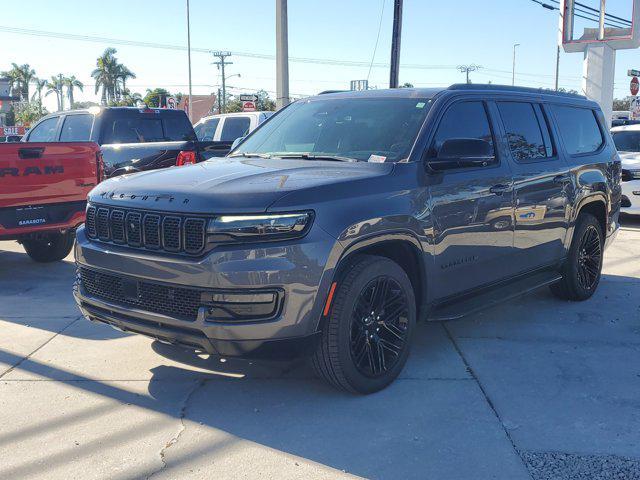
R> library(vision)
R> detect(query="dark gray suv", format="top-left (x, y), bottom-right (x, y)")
top-left (74, 85), bottom-right (621, 393)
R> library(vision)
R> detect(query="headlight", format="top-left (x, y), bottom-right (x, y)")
top-left (207, 212), bottom-right (313, 243)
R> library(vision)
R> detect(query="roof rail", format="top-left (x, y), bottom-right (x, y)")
top-left (447, 83), bottom-right (586, 99)
top-left (318, 90), bottom-right (349, 95)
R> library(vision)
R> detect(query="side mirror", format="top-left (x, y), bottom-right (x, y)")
top-left (428, 138), bottom-right (496, 171)
top-left (230, 136), bottom-right (246, 151)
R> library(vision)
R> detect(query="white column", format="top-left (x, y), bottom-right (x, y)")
top-left (582, 43), bottom-right (616, 124)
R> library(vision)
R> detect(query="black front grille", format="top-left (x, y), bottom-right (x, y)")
top-left (80, 267), bottom-right (203, 320)
top-left (85, 204), bottom-right (207, 255)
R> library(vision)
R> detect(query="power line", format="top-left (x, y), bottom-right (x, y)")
top-left (527, 0), bottom-right (631, 29)
top-left (367, 0), bottom-right (386, 82)
top-left (572, 1), bottom-right (632, 25)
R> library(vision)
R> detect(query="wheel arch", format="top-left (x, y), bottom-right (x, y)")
top-left (575, 194), bottom-right (607, 236)
top-left (327, 231), bottom-right (428, 324)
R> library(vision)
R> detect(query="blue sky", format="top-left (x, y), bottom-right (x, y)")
top-left (1, 0), bottom-right (639, 111)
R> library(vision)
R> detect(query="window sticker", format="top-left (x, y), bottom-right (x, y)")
top-left (368, 154), bottom-right (387, 163)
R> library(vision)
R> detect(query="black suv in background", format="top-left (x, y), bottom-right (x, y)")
top-left (24, 107), bottom-right (232, 177)
top-left (74, 85), bottom-right (621, 393)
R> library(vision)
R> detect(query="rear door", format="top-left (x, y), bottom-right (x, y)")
top-left (428, 99), bottom-right (516, 299)
top-left (494, 99), bottom-right (570, 272)
top-left (0, 142), bottom-right (100, 208)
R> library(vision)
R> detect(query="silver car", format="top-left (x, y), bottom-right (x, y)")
top-left (611, 124), bottom-right (640, 215)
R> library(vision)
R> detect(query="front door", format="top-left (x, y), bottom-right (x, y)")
top-left (494, 100), bottom-right (570, 272)
top-left (428, 100), bottom-right (516, 300)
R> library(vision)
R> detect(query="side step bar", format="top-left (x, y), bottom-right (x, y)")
top-left (427, 270), bottom-right (562, 322)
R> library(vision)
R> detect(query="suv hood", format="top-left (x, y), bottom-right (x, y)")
top-left (89, 157), bottom-right (393, 213)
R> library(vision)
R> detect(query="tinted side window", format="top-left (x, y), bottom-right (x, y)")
top-left (194, 118), bottom-right (220, 141)
top-left (163, 114), bottom-right (196, 141)
top-left (220, 117), bottom-right (251, 142)
top-left (497, 102), bottom-right (553, 161)
top-left (431, 101), bottom-right (494, 155)
top-left (27, 117), bottom-right (59, 142)
top-left (551, 105), bottom-right (604, 155)
top-left (102, 117), bottom-right (164, 144)
top-left (60, 114), bottom-right (93, 141)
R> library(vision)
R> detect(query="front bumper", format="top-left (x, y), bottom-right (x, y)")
top-left (74, 224), bottom-right (338, 359)
top-left (621, 180), bottom-right (640, 215)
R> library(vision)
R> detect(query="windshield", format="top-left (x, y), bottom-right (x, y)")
top-left (612, 130), bottom-right (640, 152)
top-left (233, 97), bottom-right (431, 162)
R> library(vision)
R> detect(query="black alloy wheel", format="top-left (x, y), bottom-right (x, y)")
top-left (350, 276), bottom-right (409, 377)
top-left (311, 255), bottom-right (416, 394)
top-left (576, 224), bottom-right (602, 291)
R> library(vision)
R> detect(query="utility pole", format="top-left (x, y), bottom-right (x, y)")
top-left (554, 45), bottom-right (560, 91)
top-left (186, 0), bottom-right (193, 121)
top-left (389, 0), bottom-right (403, 88)
top-left (458, 64), bottom-right (481, 84)
top-left (212, 51), bottom-right (233, 113)
top-left (276, 0), bottom-right (290, 109)
top-left (512, 43), bottom-right (520, 86)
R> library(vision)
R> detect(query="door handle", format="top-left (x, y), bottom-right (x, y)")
top-left (489, 184), bottom-right (511, 195)
top-left (553, 174), bottom-right (572, 185)
top-left (18, 147), bottom-right (45, 159)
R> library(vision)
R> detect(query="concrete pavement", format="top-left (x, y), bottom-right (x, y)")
top-left (0, 217), bottom-right (638, 479)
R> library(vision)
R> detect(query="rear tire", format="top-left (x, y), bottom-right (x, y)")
top-left (23, 231), bottom-right (75, 263)
top-left (311, 255), bottom-right (416, 394)
top-left (550, 213), bottom-right (603, 301)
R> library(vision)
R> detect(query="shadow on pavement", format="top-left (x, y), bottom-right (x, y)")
top-left (0, 248), bottom-right (127, 341)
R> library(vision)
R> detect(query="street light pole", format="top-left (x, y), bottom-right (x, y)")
top-left (186, 0), bottom-right (193, 121)
top-left (512, 43), bottom-right (520, 86)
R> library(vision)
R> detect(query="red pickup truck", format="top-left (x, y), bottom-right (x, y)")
top-left (0, 142), bottom-right (102, 262)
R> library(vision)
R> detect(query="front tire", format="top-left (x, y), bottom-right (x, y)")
top-left (22, 231), bottom-right (75, 263)
top-left (550, 213), bottom-right (603, 301)
top-left (311, 255), bottom-right (416, 394)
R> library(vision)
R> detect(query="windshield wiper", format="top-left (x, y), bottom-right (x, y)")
top-left (276, 153), bottom-right (358, 162)
top-left (228, 152), bottom-right (273, 159)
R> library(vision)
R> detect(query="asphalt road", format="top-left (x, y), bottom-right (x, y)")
top-left (0, 218), bottom-right (638, 480)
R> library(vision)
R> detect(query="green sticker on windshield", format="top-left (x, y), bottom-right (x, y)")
top-left (416, 102), bottom-right (426, 108)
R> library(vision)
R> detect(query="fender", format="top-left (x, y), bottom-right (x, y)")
top-left (564, 192), bottom-right (608, 251)
top-left (314, 228), bottom-right (429, 331)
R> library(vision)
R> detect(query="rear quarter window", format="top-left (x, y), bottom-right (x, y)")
top-left (551, 105), bottom-right (604, 155)
top-left (60, 114), bottom-right (93, 141)
top-left (163, 114), bottom-right (197, 141)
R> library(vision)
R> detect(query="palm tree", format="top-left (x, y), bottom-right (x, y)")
top-left (120, 89), bottom-right (143, 106)
top-left (91, 48), bottom-right (135, 105)
top-left (1, 63), bottom-right (36, 100)
top-left (45, 75), bottom-right (65, 111)
top-left (115, 65), bottom-right (136, 101)
top-left (31, 77), bottom-right (47, 115)
top-left (64, 76), bottom-right (84, 108)
top-left (91, 48), bottom-right (117, 104)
